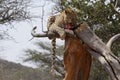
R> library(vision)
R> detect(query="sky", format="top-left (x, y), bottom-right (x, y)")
top-left (0, 0), bottom-right (64, 68)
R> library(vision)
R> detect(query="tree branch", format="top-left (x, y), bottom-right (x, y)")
top-left (106, 33), bottom-right (120, 49)
top-left (88, 49), bottom-right (116, 80)
top-left (31, 26), bottom-right (48, 37)
top-left (31, 26), bottom-right (75, 39)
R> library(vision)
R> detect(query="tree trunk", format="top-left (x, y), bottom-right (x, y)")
top-left (63, 35), bottom-right (92, 80)
top-left (74, 22), bottom-right (120, 80)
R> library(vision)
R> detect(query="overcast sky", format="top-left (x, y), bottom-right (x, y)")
top-left (0, 0), bottom-right (64, 68)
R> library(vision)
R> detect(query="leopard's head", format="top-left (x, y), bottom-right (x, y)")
top-left (62, 8), bottom-right (77, 29)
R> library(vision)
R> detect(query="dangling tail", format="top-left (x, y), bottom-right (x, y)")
top-left (51, 38), bottom-right (56, 75)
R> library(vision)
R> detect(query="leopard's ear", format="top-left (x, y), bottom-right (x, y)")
top-left (64, 8), bottom-right (70, 14)
top-left (64, 8), bottom-right (76, 15)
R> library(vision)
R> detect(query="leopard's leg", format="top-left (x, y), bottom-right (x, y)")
top-left (48, 24), bottom-right (66, 40)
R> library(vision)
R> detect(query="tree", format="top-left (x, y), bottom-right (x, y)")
top-left (0, 0), bottom-right (31, 40)
top-left (30, 0), bottom-right (120, 80)
top-left (0, 0), bottom-right (30, 24)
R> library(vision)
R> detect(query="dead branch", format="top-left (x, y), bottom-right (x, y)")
top-left (31, 26), bottom-right (74, 39)
top-left (106, 33), bottom-right (120, 49)
top-left (31, 26), bottom-right (48, 37)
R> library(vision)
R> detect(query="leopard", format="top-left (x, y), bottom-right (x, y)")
top-left (47, 8), bottom-right (77, 75)
top-left (47, 8), bottom-right (77, 40)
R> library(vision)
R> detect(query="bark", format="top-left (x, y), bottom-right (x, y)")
top-left (106, 33), bottom-right (120, 49)
top-left (74, 22), bottom-right (120, 80)
top-left (63, 36), bottom-right (92, 80)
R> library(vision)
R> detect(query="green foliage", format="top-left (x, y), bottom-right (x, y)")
top-left (35, 42), bottom-right (51, 51)
top-left (56, 45), bottom-right (64, 56)
top-left (89, 59), bottom-right (109, 80)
